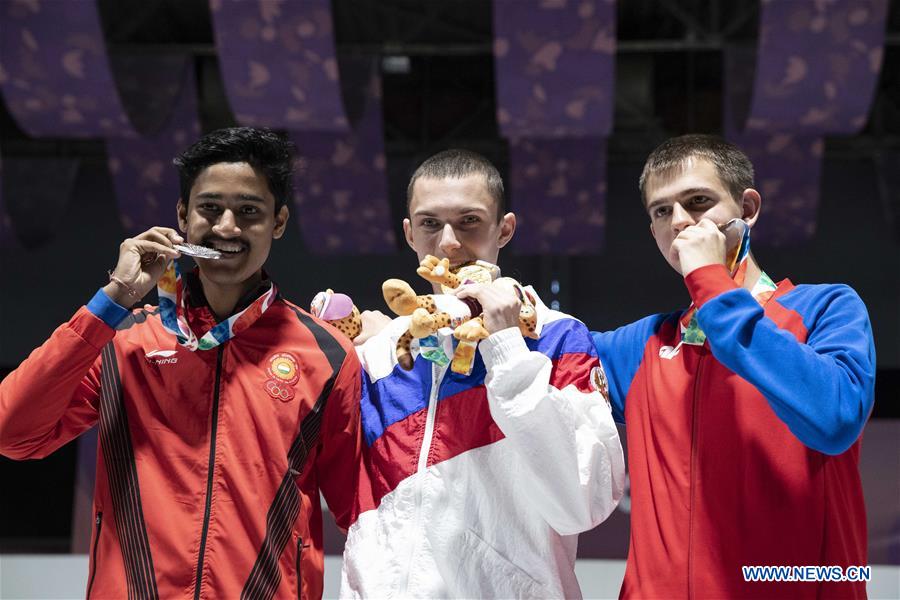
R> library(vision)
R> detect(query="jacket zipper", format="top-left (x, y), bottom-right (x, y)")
top-left (193, 346), bottom-right (224, 600)
top-left (400, 362), bottom-right (446, 596)
top-left (417, 364), bottom-right (444, 473)
top-left (296, 537), bottom-right (303, 599)
top-left (86, 511), bottom-right (103, 599)
top-left (687, 347), bottom-right (707, 600)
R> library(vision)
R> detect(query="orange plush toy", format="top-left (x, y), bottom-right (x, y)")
top-left (382, 255), bottom-right (538, 374)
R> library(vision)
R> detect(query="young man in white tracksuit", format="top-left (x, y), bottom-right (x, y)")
top-left (339, 149), bottom-right (625, 598)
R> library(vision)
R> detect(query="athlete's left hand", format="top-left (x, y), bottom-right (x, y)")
top-left (452, 280), bottom-right (521, 334)
top-left (354, 310), bottom-right (391, 346)
top-left (670, 218), bottom-right (726, 277)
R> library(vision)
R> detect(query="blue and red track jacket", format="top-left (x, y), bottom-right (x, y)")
top-left (592, 264), bottom-right (875, 599)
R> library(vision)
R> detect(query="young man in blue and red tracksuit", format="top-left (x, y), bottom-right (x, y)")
top-left (592, 134), bottom-right (875, 599)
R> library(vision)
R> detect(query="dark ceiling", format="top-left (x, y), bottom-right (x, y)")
top-left (1, 0), bottom-right (898, 163)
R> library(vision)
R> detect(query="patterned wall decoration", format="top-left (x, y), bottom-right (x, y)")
top-left (210, 0), bottom-right (346, 131)
top-left (493, 0), bottom-right (615, 254)
top-left (289, 68), bottom-right (395, 254)
top-left (509, 137), bottom-right (607, 254)
top-left (0, 0), bottom-right (201, 236)
top-left (494, 0), bottom-right (615, 138)
top-left (0, 0), bottom-right (140, 138)
top-left (211, 0), bottom-right (395, 254)
top-left (725, 0), bottom-right (888, 246)
top-left (106, 56), bottom-right (201, 232)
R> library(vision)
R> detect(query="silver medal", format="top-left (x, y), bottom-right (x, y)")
top-left (174, 243), bottom-right (223, 260)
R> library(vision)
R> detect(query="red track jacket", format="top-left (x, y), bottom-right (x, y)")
top-left (0, 281), bottom-right (362, 599)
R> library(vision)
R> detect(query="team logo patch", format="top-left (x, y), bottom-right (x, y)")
top-left (265, 352), bottom-right (299, 401)
top-left (590, 363), bottom-right (611, 409)
top-left (145, 349), bottom-right (178, 365)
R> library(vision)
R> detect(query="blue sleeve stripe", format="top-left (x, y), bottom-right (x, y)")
top-left (528, 317), bottom-right (599, 359)
top-left (360, 316), bottom-right (599, 447)
top-left (698, 283), bottom-right (875, 455)
top-left (360, 360), bottom-right (432, 447)
top-left (86, 288), bottom-right (130, 329)
top-left (439, 317), bottom-right (597, 401)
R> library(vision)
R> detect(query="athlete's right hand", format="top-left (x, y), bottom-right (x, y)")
top-left (103, 227), bottom-right (183, 306)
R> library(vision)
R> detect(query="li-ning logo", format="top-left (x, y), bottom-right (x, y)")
top-left (146, 349), bottom-right (178, 365)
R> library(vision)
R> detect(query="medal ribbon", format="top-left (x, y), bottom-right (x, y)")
top-left (157, 261), bottom-right (277, 351)
top-left (679, 223), bottom-right (776, 346)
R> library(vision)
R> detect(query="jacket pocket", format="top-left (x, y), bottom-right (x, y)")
top-left (447, 528), bottom-right (549, 598)
top-left (86, 511), bottom-right (103, 599)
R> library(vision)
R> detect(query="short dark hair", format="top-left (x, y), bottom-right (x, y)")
top-left (638, 134), bottom-right (754, 204)
top-left (173, 127), bottom-right (295, 210)
top-left (406, 149), bottom-right (506, 222)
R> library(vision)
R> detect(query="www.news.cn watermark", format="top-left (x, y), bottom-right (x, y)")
top-left (742, 565), bottom-right (871, 583)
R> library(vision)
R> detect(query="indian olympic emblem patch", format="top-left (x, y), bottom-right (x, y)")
top-left (265, 352), bottom-right (300, 402)
top-left (590, 363), bottom-right (611, 409)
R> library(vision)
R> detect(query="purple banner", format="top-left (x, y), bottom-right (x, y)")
top-left (509, 137), bottom-right (606, 255)
top-left (725, 0), bottom-right (888, 246)
top-left (0, 0), bottom-right (138, 138)
top-left (493, 1), bottom-right (616, 254)
top-left (0, 1), bottom-right (202, 237)
top-left (493, 0), bottom-right (616, 138)
top-left (290, 70), bottom-right (395, 254)
top-left (211, 0), bottom-right (394, 254)
top-left (106, 56), bottom-right (201, 233)
top-left (210, 0), bottom-right (347, 132)
top-left (743, 0), bottom-right (887, 136)
top-left (735, 133), bottom-right (824, 245)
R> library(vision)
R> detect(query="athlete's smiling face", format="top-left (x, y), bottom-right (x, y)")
top-left (176, 161), bottom-right (288, 288)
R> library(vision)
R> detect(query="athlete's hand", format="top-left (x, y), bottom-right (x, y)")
top-left (669, 219), bottom-right (726, 277)
top-left (354, 310), bottom-right (391, 346)
top-left (452, 279), bottom-right (521, 334)
top-left (103, 227), bottom-right (182, 306)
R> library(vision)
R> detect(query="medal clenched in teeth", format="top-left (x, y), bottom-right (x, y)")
top-left (173, 243), bottom-right (224, 260)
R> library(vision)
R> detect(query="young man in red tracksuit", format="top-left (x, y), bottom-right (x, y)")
top-left (592, 135), bottom-right (876, 598)
top-left (0, 128), bottom-right (362, 599)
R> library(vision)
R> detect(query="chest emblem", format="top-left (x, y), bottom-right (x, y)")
top-left (265, 352), bottom-right (300, 401)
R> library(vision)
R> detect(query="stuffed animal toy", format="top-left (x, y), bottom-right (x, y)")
top-left (309, 289), bottom-right (362, 339)
top-left (383, 255), bottom-right (538, 373)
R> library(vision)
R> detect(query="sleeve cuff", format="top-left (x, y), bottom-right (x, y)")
top-left (684, 264), bottom-right (739, 309)
top-left (87, 288), bottom-right (131, 329)
top-left (479, 327), bottom-right (529, 371)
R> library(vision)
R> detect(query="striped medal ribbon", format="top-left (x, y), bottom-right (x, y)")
top-left (157, 261), bottom-right (277, 351)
